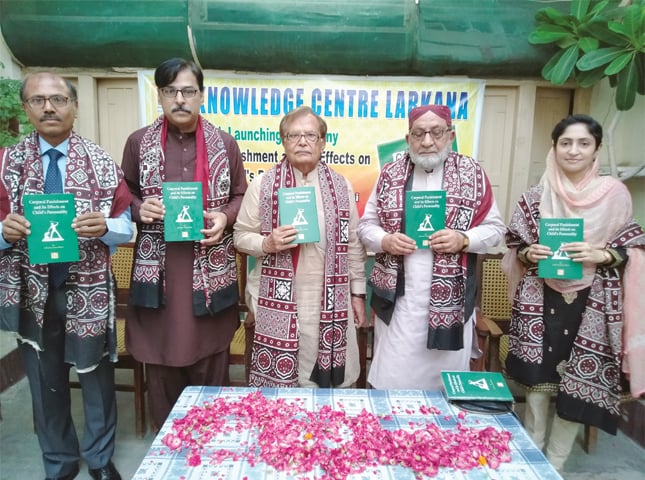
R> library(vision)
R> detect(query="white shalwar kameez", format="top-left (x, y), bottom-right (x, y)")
top-left (358, 164), bottom-right (505, 390)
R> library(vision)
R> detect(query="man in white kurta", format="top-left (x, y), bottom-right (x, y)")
top-left (358, 105), bottom-right (505, 390)
top-left (234, 106), bottom-right (367, 388)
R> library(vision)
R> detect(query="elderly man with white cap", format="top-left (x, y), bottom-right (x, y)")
top-left (358, 104), bottom-right (505, 390)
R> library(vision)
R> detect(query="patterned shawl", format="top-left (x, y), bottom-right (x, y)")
top-left (249, 158), bottom-right (351, 388)
top-left (130, 116), bottom-right (238, 315)
top-left (503, 183), bottom-right (645, 420)
top-left (369, 152), bottom-right (493, 350)
top-left (0, 131), bottom-right (131, 370)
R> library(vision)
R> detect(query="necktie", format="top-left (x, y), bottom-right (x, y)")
top-left (44, 149), bottom-right (64, 194)
top-left (44, 149), bottom-right (69, 287)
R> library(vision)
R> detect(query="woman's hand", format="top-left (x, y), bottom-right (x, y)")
top-left (524, 243), bottom-right (552, 263)
top-left (562, 242), bottom-right (610, 265)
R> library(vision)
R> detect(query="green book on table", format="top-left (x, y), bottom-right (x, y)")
top-left (24, 193), bottom-right (79, 264)
top-left (278, 186), bottom-right (320, 244)
top-left (538, 218), bottom-right (584, 279)
top-left (163, 182), bottom-right (205, 242)
top-left (441, 371), bottom-right (514, 403)
top-left (405, 190), bottom-right (446, 248)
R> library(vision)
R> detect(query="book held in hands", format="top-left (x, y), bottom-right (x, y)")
top-left (278, 186), bottom-right (320, 244)
top-left (538, 218), bottom-right (584, 279)
top-left (24, 193), bottom-right (79, 264)
top-left (163, 182), bottom-right (205, 242)
top-left (405, 190), bottom-right (446, 248)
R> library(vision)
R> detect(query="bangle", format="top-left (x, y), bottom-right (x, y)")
top-left (518, 246), bottom-right (531, 265)
top-left (603, 249), bottom-right (613, 266)
top-left (351, 293), bottom-right (366, 299)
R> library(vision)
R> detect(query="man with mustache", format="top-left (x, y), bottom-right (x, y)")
top-left (358, 105), bottom-right (505, 390)
top-left (234, 106), bottom-right (367, 388)
top-left (120, 58), bottom-right (247, 429)
top-left (0, 72), bottom-right (133, 480)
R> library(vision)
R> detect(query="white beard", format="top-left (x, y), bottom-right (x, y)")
top-left (409, 145), bottom-right (450, 171)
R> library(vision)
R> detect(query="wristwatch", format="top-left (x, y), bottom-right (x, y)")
top-left (459, 232), bottom-right (470, 252)
top-left (351, 293), bottom-right (367, 299)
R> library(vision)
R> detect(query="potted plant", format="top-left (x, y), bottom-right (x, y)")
top-left (0, 62), bottom-right (33, 147)
top-left (528, 0), bottom-right (644, 178)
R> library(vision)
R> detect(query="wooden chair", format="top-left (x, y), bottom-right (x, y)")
top-left (474, 253), bottom-right (511, 373)
top-left (70, 243), bottom-right (147, 438)
top-left (229, 252), bottom-right (253, 385)
top-left (356, 322), bottom-right (373, 389)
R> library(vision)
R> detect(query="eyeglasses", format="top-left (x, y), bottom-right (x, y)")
top-left (159, 87), bottom-right (200, 99)
top-left (409, 128), bottom-right (450, 141)
top-left (24, 95), bottom-right (71, 109)
top-left (284, 132), bottom-right (321, 144)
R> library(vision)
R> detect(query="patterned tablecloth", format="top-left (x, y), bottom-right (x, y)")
top-left (132, 386), bottom-right (562, 480)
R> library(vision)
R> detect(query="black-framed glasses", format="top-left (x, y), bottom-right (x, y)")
top-left (24, 95), bottom-right (71, 109)
top-left (284, 132), bottom-right (320, 144)
top-left (159, 87), bottom-right (200, 99)
top-left (409, 128), bottom-right (450, 141)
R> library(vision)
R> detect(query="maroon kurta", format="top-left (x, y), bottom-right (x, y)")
top-left (121, 122), bottom-right (247, 367)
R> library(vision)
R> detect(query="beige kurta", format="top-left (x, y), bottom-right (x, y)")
top-left (234, 167), bottom-right (366, 387)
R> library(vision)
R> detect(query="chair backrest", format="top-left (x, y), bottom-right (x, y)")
top-left (475, 253), bottom-right (512, 323)
top-left (112, 243), bottom-right (134, 317)
top-left (236, 251), bottom-right (249, 313)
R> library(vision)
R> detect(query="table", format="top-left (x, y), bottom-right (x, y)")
top-left (132, 386), bottom-right (562, 479)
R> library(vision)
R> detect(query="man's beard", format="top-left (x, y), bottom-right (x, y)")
top-left (409, 144), bottom-right (450, 171)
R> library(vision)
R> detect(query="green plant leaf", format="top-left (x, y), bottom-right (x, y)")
top-left (609, 21), bottom-right (630, 38)
top-left (604, 52), bottom-right (634, 75)
top-left (575, 66), bottom-right (608, 87)
top-left (557, 37), bottom-right (578, 49)
top-left (620, 5), bottom-right (640, 40)
top-left (577, 46), bottom-right (624, 70)
top-left (536, 7), bottom-right (572, 28)
top-left (615, 61), bottom-right (638, 110)
top-left (585, 20), bottom-right (629, 46)
top-left (589, 0), bottom-right (610, 18)
top-left (637, 52), bottom-right (645, 95)
top-left (571, 0), bottom-right (591, 19)
top-left (529, 25), bottom-right (572, 44)
top-left (542, 50), bottom-right (563, 82)
top-left (578, 36), bottom-right (599, 53)
top-left (546, 45), bottom-right (580, 84)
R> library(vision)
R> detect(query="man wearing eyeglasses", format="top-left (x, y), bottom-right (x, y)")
top-left (0, 72), bottom-right (133, 480)
top-left (120, 58), bottom-right (247, 430)
top-left (357, 104), bottom-right (505, 390)
top-left (234, 106), bottom-right (367, 388)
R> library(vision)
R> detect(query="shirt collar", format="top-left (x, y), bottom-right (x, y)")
top-left (39, 137), bottom-right (70, 157)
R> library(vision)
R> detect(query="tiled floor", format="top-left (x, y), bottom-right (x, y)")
top-left (0, 363), bottom-right (643, 479)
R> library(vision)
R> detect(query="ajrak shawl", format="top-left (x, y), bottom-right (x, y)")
top-left (369, 152), bottom-right (493, 350)
top-left (249, 158), bottom-right (351, 388)
top-left (130, 116), bottom-right (238, 315)
top-left (504, 181), bottom-right (645, 431)
top-left (0, 131), bottom-right (131, 370)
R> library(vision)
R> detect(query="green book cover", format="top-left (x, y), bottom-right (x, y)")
top-left (376, 138), bottom-right (408, 169)
top-left (405, 190), bottom-right (446, 248)
top-left (278, 186), bottom-right (320, 244)
top-left (163, 182), bottom-right (205, 242)
top-left (441, 371), bottom-right (514, 402)
top-left (24, 194), bottom-right (79, 264)
top-left (538, 218), bottom-right (584, 279)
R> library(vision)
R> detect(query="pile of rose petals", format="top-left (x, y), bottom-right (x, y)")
top-left (162, 391), bottom-right (512, 479)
